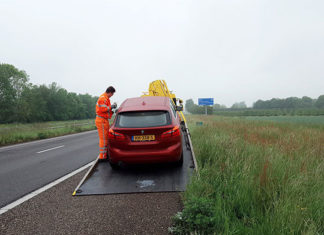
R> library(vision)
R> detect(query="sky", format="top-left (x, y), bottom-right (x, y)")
top-left (0, 0), bottom-right (323, 107)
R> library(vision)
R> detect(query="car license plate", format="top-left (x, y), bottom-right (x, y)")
top-left (132, 135), bottom-right (155, 142)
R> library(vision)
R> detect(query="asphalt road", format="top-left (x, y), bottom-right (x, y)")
top-left (0, 130), bottom-right (98, 208)
top-left (0, 169), bottom-right (181, 235)
top-left (0, 130), bottom-right (183, 235)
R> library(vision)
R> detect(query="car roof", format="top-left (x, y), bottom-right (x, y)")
top-left (118, 96), bottom-right (171, 112)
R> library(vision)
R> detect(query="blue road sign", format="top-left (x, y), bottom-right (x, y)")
top-left (198, 98), bottom-right (214, 106)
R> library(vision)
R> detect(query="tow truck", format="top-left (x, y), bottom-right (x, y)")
top-left (73, 80), bottom-right (197, 196)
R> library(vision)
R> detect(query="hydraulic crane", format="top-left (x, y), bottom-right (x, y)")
top-left (141, 80), bottom-right (187, 124)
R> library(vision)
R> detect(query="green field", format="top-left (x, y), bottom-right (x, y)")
top-left (170, 115), bottom-right (324, 234)
top-left (242, 116), bottom-right (324, 126)
top-left (0, 119), bottom-right (96, 146)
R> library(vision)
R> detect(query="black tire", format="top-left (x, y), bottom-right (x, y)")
top-left (174, 152), bottom-right (183, 167)
top-left (109, 161), bottom-right (120, 170)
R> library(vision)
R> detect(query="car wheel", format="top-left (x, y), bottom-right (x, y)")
top-left (174, 152), bottom-right (183, 167)
top-left (109, 161), bottom-right (120, 170)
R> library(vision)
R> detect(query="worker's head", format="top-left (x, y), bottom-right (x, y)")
top-left (106, 86), bottom-right (116, 98)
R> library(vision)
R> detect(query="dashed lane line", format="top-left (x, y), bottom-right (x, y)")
top-left (37, 145), bottom-right (64, 154)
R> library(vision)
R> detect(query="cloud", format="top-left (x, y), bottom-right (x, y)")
top-left (1, 0), bottom-right (323, 107)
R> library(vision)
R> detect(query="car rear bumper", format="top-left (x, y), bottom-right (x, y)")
top-left (108, 142), bottom-right (182, 164)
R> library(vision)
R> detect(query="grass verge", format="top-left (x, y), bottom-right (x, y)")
top-left (242, 115), bottom-right (324, 126)
top-left (170, 115), bottom-right (324, 234)
top-left (0, 119), bottom-right (96, 146)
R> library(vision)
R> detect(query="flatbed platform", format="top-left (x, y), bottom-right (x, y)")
top-left (73, 124), bottom-right (197, 196)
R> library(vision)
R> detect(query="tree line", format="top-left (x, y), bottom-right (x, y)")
top-left (253, 96), bottom-right (324, 109)
top-left (185, 94), bottom-right (324, 116)
top-left (0, 63), bottom-right (98, 123)
top-left (212, 108), bottom-right (324, 117)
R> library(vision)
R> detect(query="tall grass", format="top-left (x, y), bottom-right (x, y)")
top-left (0, 119), bottom-right (96, 146)
top-left (170, 115), bottom-right (324, 234)
top-left (243, 116), bottom-right (324, 126)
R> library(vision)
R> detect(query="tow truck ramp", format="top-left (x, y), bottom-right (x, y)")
top-left (73, 123), bottom-right (197, 196)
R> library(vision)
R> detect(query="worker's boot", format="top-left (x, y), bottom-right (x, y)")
top-left (98, 153), bottom-right (108, 162)
top-left (98, 158), bottom-right (108, 162)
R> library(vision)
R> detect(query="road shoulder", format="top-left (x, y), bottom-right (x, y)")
top-left (0, 169), bottom-right (182, 235)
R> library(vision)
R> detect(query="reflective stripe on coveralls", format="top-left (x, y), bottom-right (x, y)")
top-left (96, 103), bottom-right (109, 109)
top-left (96, 115), bottom-right (106, 119)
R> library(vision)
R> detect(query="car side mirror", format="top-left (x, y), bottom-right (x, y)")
top-left (175, 106), bottom-right (183, 111)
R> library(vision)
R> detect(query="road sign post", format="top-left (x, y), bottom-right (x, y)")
top-left (198, 98), bottom-right (214, 115)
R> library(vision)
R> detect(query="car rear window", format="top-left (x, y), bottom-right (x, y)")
top-left (116, 111), bottom-right (171, 128)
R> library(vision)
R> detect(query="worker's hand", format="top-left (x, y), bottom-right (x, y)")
top-left (111, 102), bottom-right (117, 109)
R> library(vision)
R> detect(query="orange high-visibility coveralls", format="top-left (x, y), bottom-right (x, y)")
top-left (95, 93), bottom-right (113, 160)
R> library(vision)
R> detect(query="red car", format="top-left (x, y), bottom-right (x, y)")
top-left (107, 96), bottom-right (183, 168)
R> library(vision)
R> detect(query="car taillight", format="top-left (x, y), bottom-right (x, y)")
top-left (161, 126), bottom-right (180, 138)
top-left (108, 129), bottom-right (126, 140)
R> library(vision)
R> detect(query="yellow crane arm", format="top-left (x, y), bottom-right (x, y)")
top-left (142, 80), bottom-right (187, 123)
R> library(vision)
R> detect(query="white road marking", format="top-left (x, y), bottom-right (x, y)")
top-left (0, 161), bottom-right (95, 215)
top-left (37, 145), bottom-right (64, 154)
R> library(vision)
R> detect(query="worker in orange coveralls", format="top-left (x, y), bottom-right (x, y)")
top-left (96, 86), bottom-right (116, 161)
